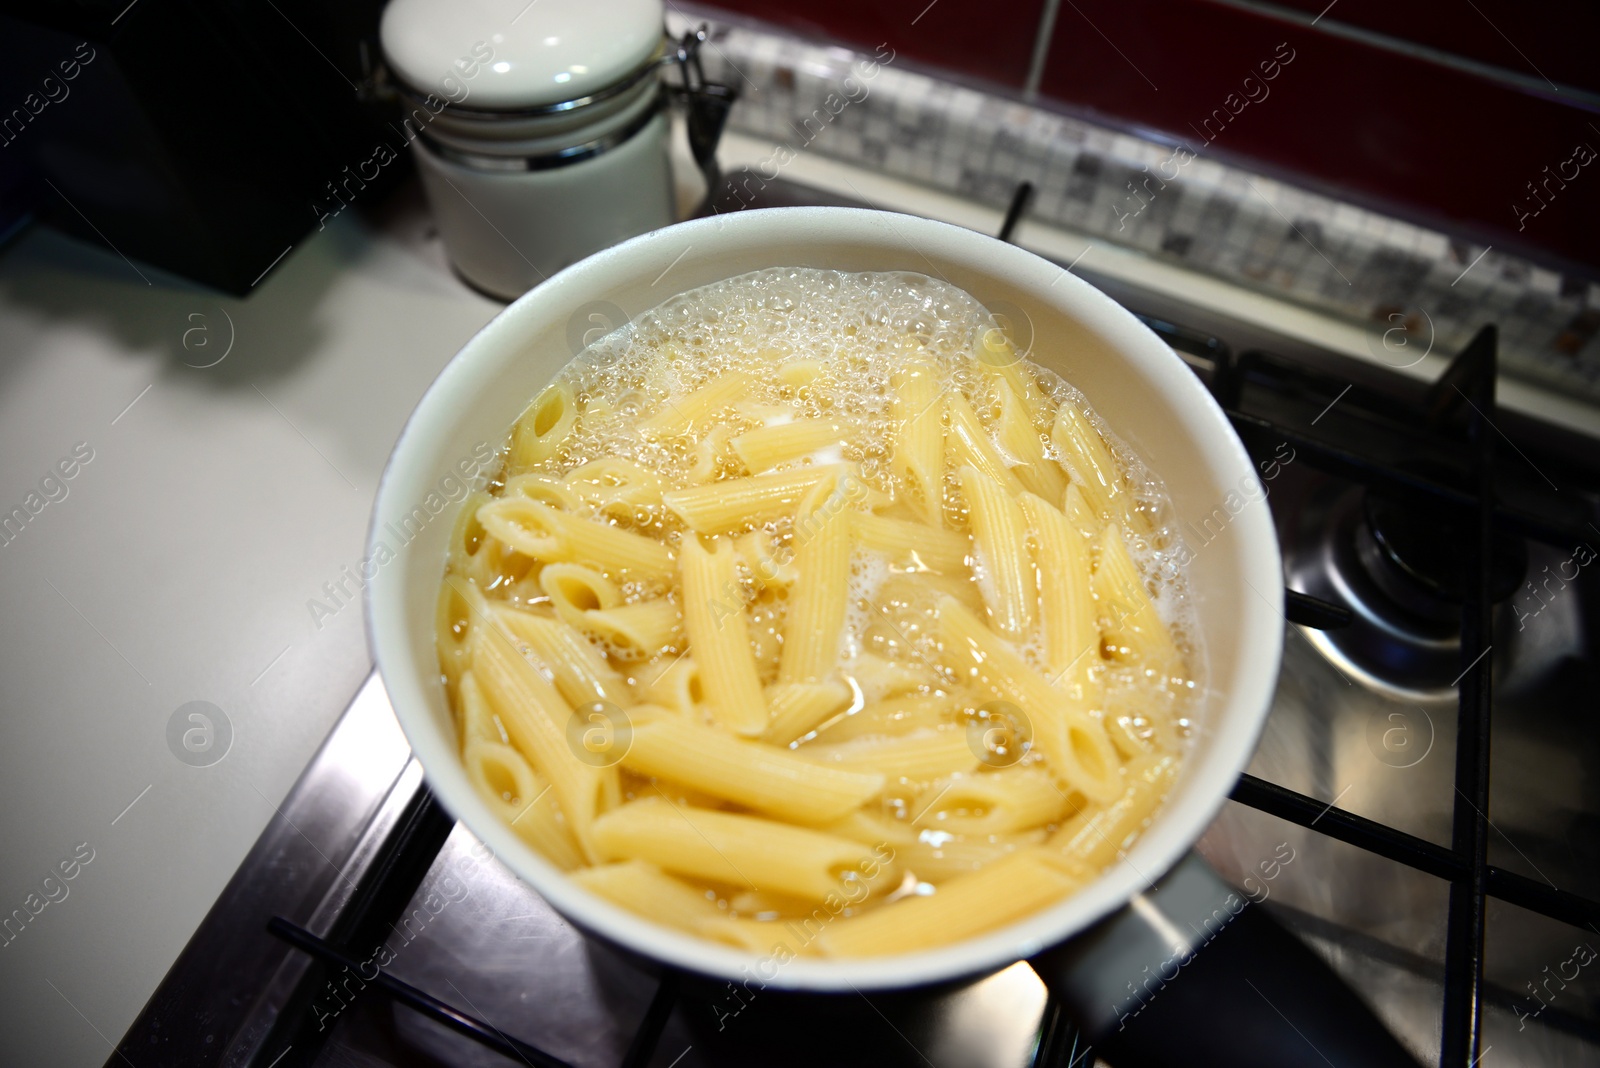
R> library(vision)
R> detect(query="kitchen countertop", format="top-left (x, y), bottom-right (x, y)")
top-left (0, 186), bottom-right (503, 1068)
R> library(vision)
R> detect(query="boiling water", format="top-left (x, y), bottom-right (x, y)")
top-left (521, 267), bottom-right (1198, 691)
top-left (459, 267), bottom-right (1204, 934)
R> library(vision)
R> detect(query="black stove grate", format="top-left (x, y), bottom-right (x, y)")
top-left (258, 197), bottom-right (1600, 1068)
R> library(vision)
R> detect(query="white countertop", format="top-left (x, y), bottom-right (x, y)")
top-left (0, 187), bottom-right (504, 1066)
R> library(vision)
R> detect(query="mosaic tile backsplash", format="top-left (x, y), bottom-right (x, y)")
top-left (675, 10), bottom-right (1600, 404)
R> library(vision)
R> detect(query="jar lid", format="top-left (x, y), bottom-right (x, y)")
top-left (380, 0), bottom-right (665, 111)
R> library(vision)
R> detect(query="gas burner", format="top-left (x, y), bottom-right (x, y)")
top-left (1284, 479), bottom-right (1526, 699)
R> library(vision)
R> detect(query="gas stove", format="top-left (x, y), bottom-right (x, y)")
top-left (109, 174), bottom-right (1600, 1068)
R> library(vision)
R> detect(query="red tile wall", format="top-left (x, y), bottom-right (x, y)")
top-left (698, 0), bottom-right (1600, 274)
top-left (699, 0), bottom-right (1046, 90)
top-left (1263, 0), bottom-right (1600, 95)
top-left (1038, 0), bottom-right (1596, 273)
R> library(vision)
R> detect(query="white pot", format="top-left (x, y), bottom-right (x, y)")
top-left (366, 206), bottom-right (1284, 991)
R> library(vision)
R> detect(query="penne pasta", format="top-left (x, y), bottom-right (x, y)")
top-left (945, 393), bottom-right (1026, 498)
top-left (1017, 491), bottom-right (1101, 700)
top-left (777, 500), bottom-right (849, 685)
top-left (992, 386), bottom-right (1067, 501)
top-left (686, 424), bottom-right (736, 484)
top-left (479, 498), bottom-right (675, 579)
top-left (439, 271), bottom-right (1200, 958)
top-left (875, 570), bottom-right (985, 621)
top-left (900, 829), bottom-right (1044, 883)
top-left (1052, 400), bottom-right (1149, 531)
top-left (733, 528), bottom-right (796, 588)
top-left (664, 464), bottom-right (853, 534)
top-left (563, 457), bottom-right (664, 521)
top-left (815, 693), bottom-right (956, 744)
top-left (1094, 524), bottom-right (1184, 680)
top-left (539, 563), bottom-right (622, 624)
top-left (960, 466), bottom-right (1035, 639)
top-left (550, 507), bottom-right (677, 579)
top-left (802, 728), bottom-right (978, 783)
top-left (1060, 481), bottom-right (1099, 539)
top-left (592, 797), bottom-right (895, 902)
top-left (509, 383), bottom-right (578, 473)
top-left (446, 490), bottom-right (494, 578)
top-left (680, 536), bottom-right (769, 735)
top-left (912, 767), bottom-right (1073, 835)
top-left (504, 472), bottom-right (581, 511)
top-left (640, 371), bottom-right (756, 436)
top-left (437, 572), bottom-right (489, 696)
top-left (492, 604), bottom-right (627, 708)
top-left (851, 513), bottom-right (971, 574)
top-left (889, 360), bottom-right (947, 524)
top-left (478, 496), bottom-right (562, 560)
top-left (763, 680), bottom-right (856, 744)
top-left (583, 599), bottom-right (683, 659)
top-left (470, 626), bottom-right (608, 862)
top-left (731, 419), bottom-right (848, 473)
top-left (457, 670), bottom-right (506, 750)
top-left (934, 596), bottom-right (1121, 804)
top-left (777, 358), bottom-right (824, 390)
top-left (822, 809), bottom-right (920, 849)
top-left (465, 532), bottom-right (535, 593)
top-left (639, 655), bottom-right (704, 716)
top-left (847, 652), bottom-right (939, 702)
top-left (1045, 754), bottom-right (1176, 878)
top-left (570, 860), bottom-right (721, 930)
top-left (975, 331), bottom-right (1045, 408)
top-left (621, 717), bottom-right (885, 823)
top-left (817, 849), bottom-right (1075, 956)
top-left (463, 739), bottom-right (584, 870)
